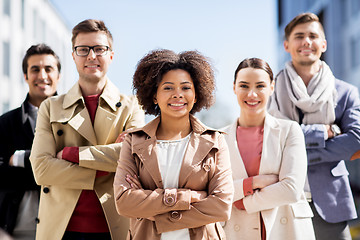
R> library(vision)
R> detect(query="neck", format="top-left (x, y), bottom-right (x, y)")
top-left (78, 77), bottom-right (107, 96)
top-left (156, 115), bottom-right (192, 140)
top-left (28, 95), bottom-right (46, 108)
top-left (238, 111), bottom-right (265, 127)
top-left (292, 60), bottom-right (321, 86)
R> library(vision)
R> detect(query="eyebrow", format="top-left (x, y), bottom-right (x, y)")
top-left (161, 81), bottom-right (192, 85)
top-left (238, 81), bottom-right (265, 84)
top-left (30, 65), bottom-right (54, 69)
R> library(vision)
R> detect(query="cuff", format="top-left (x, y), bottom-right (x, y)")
top-left (62, 147), bottom-right (79, 163)
top-left (233, 199), bottom-right (245, 210)
top-left (13, 150), bottom-right (26, 167)
top-left (323, 125), bottom-right (328, 140)
top-left (243, 177), bottom-right (253, 196)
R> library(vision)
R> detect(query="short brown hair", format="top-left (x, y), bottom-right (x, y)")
top-left (234, 58), bottom-right (273, 83)
top-left (71, 19), bottom-right (113, 49)
top-left (284, 12), bottom-right (325, 40)
top-left (133, 49), bottom-right (216, 116)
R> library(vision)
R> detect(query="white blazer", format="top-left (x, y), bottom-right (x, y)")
top-left (222, 114), bottom-right (315, 240)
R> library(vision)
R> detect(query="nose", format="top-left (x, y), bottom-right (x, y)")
top-left (247, 89), bottom-right (257, 97)
top-left (172, 88), bottom-right (183, 98)
top-left (38, 69), bottom-right (47, 80)
top-left (303, 36), bottom-right (311, 46)
top-left (87, 48), bottom-right (97, 60)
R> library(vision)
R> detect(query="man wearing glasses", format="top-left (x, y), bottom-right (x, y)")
top-left (30, 19), bottom-right (144, 240)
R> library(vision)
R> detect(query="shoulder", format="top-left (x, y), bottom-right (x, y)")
top-left (267, 114), bottom-right (302, 134)
top-left (334, 79), bottom-right (360, 105)
top-left (0, 106), bottom-right (21, 122)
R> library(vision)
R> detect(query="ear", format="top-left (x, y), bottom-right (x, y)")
top-left (109, 51), bottom-right (114, 61)
top-left (269, 80), bottom-right (275, 96)
top-left (321, 39), bottom-right (327, 53)
top-left (284, 40), bottom-right (290, 53)
top-left (72, 51), bottom-right (75, 61)
top-left (24, 73), bottom-right (28, 81)
top-left (153, 95), bottom-right (157, 104)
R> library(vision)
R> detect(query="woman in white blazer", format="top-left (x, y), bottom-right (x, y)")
top-left (222, 58), bottom-right (315, 240)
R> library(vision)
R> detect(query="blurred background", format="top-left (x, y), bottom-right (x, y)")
top-left (0, 0), bottom-right (360, 238)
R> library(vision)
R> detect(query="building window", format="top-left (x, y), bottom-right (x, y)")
top-left (21, 0), bottom-right (25, 29)
top-left (351, 36), bottom-right (360, 69)
top-left (3, 0), bottom-right (10, 16)
top-left (351, 0), bottom-right (360, 17)
top-left (3, 41), bottom-right (10, 77)
top-left (33, 9), bottom-right (38, 39)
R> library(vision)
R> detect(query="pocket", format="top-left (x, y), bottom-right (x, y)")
top-left (331, 161), bottom-right (349, 177)
top-left (290, 201), bottom-right (314, 218)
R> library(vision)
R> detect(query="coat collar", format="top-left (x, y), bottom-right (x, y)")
top-left (226, 113), bottom-right (281, 177)
top-left (131, 114), bottom-right (218, 188)
top-left (139, 114), bottom-right (211, 138)
top-left (63, 78), bottom-right (120, 112)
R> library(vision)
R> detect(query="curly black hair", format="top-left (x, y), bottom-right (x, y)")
top-left (133, 49), bottom-right (216, 116)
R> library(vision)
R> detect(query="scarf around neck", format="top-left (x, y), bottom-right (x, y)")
top-left (268, 61), bottom-right (337, 124)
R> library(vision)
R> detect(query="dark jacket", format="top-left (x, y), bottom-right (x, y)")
top-left (0, 95), bottom-right (40, 234)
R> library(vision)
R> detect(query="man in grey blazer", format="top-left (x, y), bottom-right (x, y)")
top-left (268, 13), bottom-right (360, 240)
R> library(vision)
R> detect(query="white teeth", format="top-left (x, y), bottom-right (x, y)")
top-left (170, 103), bottom-right (184, 106)
top-left (246, 102), bottom-right (258, 105)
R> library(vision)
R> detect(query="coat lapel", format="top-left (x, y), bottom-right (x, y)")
top-left (178, 132), bottom-right (215, 186)
top-left (258, 114), bottom-right (281, 175)
top-left (68, 108), bottom-right (97, 145)
top-left (226, 121), bottom-right (249, 179)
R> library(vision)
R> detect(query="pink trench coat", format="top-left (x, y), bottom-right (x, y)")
top-left (113, 115), bottom-right (234, 240)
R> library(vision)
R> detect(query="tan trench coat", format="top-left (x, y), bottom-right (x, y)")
top-left (113, 115), bottom-right (234, 240)
top-left (30, 80), bottom-right (145, 240)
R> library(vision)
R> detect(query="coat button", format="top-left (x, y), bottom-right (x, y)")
top-left (164, 196), bottom-right (175, 206)
top-left (116, 102), bottom-right (122, 108)
top-left (234, 224), bottom-right (240, 232)
top-left (43, 187), bottom-right (50, 193)
top-left (170, 211), bottom-right (181, 220)
top-left (280, 217), bottom-right (288, 225)
top-left (57, 130), bottom-right (63, 136)
top-left (35, 217), bottom-right (40, 224)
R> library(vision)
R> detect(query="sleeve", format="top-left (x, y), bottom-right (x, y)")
top-left (77, 96), bottom-right (145, 172)
top-left (306, 86), bottom-right (360, 165)
top-left (153, 134), bottom-right (234, 233)
top-left (113, 133), bottom-right (192, 219)
top-left (30, 100), bottom-right (96, 190)
top-left (243, 122), bottom-right (307, 213)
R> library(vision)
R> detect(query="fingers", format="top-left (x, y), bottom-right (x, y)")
top-left (126, 174), bottom-right (142, 189)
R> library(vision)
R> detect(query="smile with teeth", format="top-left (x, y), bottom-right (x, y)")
top-left (169, 103), bottom-right (186, 107)
top-left (245, 101), bottom-right (260, 106)
top-left (86, 65), bottom-right (100, 68)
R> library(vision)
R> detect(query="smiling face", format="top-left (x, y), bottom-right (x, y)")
top-left (72, 31), bottom-right (114, 83)
top-left (25, 54), bottom-right (60, 106)
top-left (154, 69), bottom-right (196, 122)
top-left (234, 67), bottom-right (274, 122)
top-left (284, 21), bottom-right (327, 67)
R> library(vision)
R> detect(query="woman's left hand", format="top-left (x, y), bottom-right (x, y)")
top-left (126, 174), bottom-right (143, 189)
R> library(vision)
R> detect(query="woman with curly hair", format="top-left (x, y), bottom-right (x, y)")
top-left (113, 49), bottom-right (233, 240)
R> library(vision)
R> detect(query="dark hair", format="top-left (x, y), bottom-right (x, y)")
top-left (285, 12), bottom-right (325, 40)
top-left (234, 58), bottom-right (273, 83)
top-left (22, 43), bottom-right (61, 75)
top-left (72, 19), bottom-right (113, 49)
top-left (133, 49), bottom-right (215, 116)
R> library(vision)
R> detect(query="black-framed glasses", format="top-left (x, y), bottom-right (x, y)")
top-left (74, 45), bottom-right (111, 56)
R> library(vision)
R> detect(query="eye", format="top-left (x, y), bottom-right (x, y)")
top-left (45, 67), bottom-right (54, 73)
top-left (239, 84), bottom-right (248, 88)
top-left (182, 86), bottom-right (191, 90)
top-left (94, 46), bottom-right (106, 55)
top-left (257, 84), bottom-right (265, 88)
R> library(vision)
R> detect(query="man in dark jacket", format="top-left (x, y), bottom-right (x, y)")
top-left (0, 44), bottom-right (61, 239)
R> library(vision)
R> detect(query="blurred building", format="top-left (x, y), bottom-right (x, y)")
top-left (0, 0), bottom-right (74, 114)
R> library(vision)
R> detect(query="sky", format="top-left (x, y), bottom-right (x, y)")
top-left (50, 0), bottom-right (278, 127)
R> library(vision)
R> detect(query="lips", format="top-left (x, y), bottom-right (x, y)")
top-left (245, 101), bottom-right (260, 106)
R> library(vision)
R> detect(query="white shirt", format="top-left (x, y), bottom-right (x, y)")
top-left (157, 133), bottom-right (191, 240)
